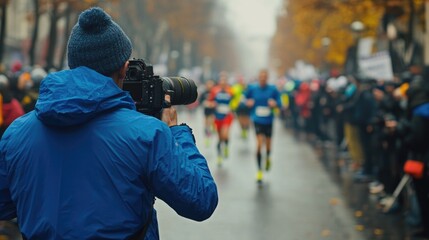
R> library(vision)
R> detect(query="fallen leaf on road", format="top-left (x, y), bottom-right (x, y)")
top-left (355, 225), bottom-right (365, 231)
top-left (330, 198), bottom-right (340, 206)
top-left (374, 228), bottom-right (383, 235)
top-left (321, 229), bottom-right (331, 237)
top-left (354, 210), bottom-right (363, 218)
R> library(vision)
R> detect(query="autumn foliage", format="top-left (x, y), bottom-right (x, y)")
top-left (270, 0), bottom-right (425, 76)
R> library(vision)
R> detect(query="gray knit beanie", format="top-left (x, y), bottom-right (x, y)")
top-left (67, 7), bottom-right (132, 76)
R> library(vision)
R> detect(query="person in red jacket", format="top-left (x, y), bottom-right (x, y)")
top-left (0, 74), bottom-right (24, 137)
top-left (295, 82), bottom-right (312, 136)
top-left (209, 72), bottom-right (234, 165)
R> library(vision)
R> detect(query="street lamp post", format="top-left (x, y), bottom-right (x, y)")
top-left (425, 1), bottom-right (429, 66)
top-left (344, 21), bottom-right (365, 75)
top-left (350, 21), bottom-right (365, 36)
top-left (320, 37), bottom-right (331, 73)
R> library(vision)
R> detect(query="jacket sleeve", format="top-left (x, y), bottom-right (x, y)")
top-left (342, 91), bottom-right (360, 112)
top-left (244, 86), bottom-right (253, 99)
top-left (147, 124), bottom-right (218, 221)
top-left (0, 144), bottom-right (17, 220)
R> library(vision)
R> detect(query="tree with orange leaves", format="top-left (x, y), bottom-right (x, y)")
top-left (271, 0), bottom-right (386, 76)
top-left (269, 0), bottom-right (429, 76)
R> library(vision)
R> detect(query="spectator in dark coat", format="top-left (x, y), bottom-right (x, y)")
top-left (393, 77), bottom-right (429, 238)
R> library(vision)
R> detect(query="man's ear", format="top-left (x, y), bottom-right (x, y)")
top-left (112, 61), bottom-right (129, 88)
top-left (119, 61), bottom-right (129, 80)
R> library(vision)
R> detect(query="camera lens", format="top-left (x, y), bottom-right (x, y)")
top-left (162, 77), bottom-right (198, 105)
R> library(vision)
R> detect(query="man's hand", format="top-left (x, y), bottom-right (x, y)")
top-left (385, 120), bottom-right (397, 129)
top-left (162, 95), bottom-right (178, 127)
top-left (204, 100), bottom-right (216, 108)
top-left (268, 99), bottom-right (277, 108)
top-left (246, 99), bottom-right (255, 108)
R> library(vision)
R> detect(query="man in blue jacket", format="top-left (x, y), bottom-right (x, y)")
top-left (0, 7), bottom-right (218, 240)
top-left (245, 69), bottom-right (281, 183)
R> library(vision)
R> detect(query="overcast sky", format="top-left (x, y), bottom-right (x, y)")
top-left (222, 0), bottom-right (282, 79)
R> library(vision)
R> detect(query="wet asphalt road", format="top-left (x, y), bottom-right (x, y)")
top-left (0, 108), bottom-right (410, 239)
top-left (155, 109), bottom-right (365, 240)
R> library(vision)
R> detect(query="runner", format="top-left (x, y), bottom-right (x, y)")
top-left (209, 72), bottom-right (234, 166)
top-left (245, 69), bottom-right (282, 183)
top-left (199, 80), bottom-right (216, 146)
top-left (231, 75), bottom-right (251, 139)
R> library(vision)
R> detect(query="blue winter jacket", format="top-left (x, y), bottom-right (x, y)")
top-left (0, 67), bottom-right (218, 239)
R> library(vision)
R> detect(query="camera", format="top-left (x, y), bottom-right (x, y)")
top-left (123, 59), bottom-right (198, 118)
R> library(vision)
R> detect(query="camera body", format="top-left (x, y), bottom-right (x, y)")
top-left (123, 59), bottom-right (164, 116)
top-left (123, 59), bottom-right (198, 117)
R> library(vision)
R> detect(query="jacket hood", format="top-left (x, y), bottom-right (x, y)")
top-left (35, 66), bottom-right (135, 126)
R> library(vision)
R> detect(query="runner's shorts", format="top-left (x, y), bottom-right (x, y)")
top-left (254, 123), bottom-right (273, 137)
top-left (235, 104), bottom-right (251, 116)
top-left (214, 113), bottom-right (234, 130)
top-left (204, 107), bottom-right (216, 116)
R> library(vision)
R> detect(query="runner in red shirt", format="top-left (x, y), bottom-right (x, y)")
top-left (209, 72), bottom-right (234, 166)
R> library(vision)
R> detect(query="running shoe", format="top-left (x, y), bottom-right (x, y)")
top-left (224, 145), bottom-right (229, 158)
top-left (256, 170), bottom-right (263, 182)
top-left (217, 156), bottom-right (223, 166)
top-left (265, 157), bottom-right (271, 171)
top-left (369, 181), bottom-right (384, 194)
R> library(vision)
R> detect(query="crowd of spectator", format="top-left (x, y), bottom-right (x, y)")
top-left (279, 69), bottom-right (429, 238)
top-left (0, 60), bottom-right (51, 138)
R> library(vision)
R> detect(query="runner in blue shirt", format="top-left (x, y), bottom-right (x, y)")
top-left (245, 69), bottom-right (282, 183)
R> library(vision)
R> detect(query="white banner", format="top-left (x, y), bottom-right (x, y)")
top-left (357, 37), bottom-right (375, 58)
top-left (358, 51), bottom-right (394, 81)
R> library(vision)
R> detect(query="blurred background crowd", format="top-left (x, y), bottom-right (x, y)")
top-left (1, 0), bottom-right (429, 239)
